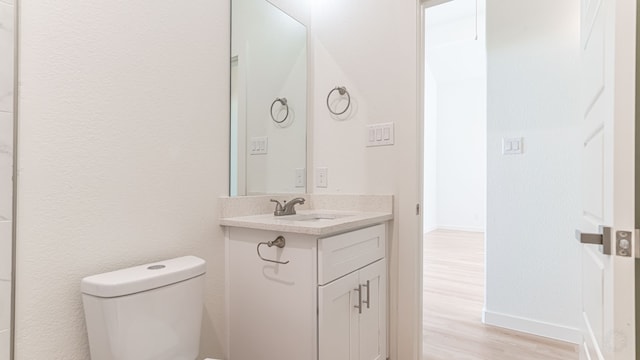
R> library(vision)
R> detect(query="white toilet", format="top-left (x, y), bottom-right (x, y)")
top-left (81, 255), bottom-right (216, 360)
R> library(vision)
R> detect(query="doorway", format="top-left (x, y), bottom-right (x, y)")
top-left (422, 0), bottom-right (488, 357)
top-left (421, 0), bottom-right (582, 358)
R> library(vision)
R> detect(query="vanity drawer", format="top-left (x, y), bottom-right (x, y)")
top-left (317, 224), bottom-right (385, 285)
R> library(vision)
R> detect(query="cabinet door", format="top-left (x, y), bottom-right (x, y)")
top-left (318, 271), bottom-right (360, 360)
top-left (358, 259), bottom-right (386, 360)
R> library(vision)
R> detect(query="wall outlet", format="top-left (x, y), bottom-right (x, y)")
top-left (295, 168), bottom-right (306, 188)
top-left (249, 136), bottom-right (268, 155)
top-left (366, 122), bottom-right (394, 147)
top-left (316, 167), bottom-right (328, 188)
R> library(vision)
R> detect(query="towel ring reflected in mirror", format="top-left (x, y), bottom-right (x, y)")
top-left (270, 97), bottom-right (289, 123)
top-left (326, 86), bottom-right (351, 116)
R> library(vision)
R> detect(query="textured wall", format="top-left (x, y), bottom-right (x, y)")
top-left (0, 0), bottom-right (14, 358)
top-left (485, 0), bottom-right (582, 341)
top-left (15, 0), bottom-right (229, 358)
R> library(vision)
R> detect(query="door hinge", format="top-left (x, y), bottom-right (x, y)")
top-left (416, 203), bottom-right (420, 216)
top-left (635, 229), bottom-right (640, 258)
top-left (615, 230), bottom-right (633, 257)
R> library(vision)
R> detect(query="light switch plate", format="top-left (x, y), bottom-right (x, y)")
top-left (249, 136), bottom-right (268, 155)
top-left (502, 137), bottom-right (523, 155)
top-left (366, 122), bottom-right (394, 147)
top-left (316, 167), bottom-right (328, 188)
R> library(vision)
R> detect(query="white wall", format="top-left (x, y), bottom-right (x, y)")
top-left (433, 78), bottom-right (486, 232)
top-left (15, 1), bottom-right (229, 358)
top-left (484, 0), bottom-right (582, 342)
top-left (269, 0), bottom-right (310, 26)
top-left (311, 0), bottom-right (421, 358)
top-left (0, 0), bottom-right (14, 358)
top-left (424, 3), bottom-right (486, 233)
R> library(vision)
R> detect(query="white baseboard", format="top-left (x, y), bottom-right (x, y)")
top-left (433, 225), bottom-right (484, 233)
top-left (483, 310), bottom-right (581, 344)
top-left (423, 225), bottom-right (438, 234)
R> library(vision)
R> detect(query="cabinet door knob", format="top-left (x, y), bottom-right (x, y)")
top-left (354, 284), bottom-right (363, 314)
top-left (362, 280), bottom-right (370, 309)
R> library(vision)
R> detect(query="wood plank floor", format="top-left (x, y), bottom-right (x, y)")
top-left (423, 229), bottom-right (579, 360)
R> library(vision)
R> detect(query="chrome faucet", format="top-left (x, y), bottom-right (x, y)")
top-left (270, 197), bottom-right (306, 216)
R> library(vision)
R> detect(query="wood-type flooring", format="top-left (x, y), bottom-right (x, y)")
top-left (423, 230), bottom-right (579, 360)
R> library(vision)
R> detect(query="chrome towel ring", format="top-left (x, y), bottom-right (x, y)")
top-left (326, 86), bottom-right (351, 116)
top-left (257, 236), bottom-right (290, 265)
top-left (270, 97), bottom-right (289, 123)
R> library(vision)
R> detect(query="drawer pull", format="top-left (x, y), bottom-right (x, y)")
top-left (362, 280), bottom-right (370, 309)
top-left (354, 284), bottom-right (363, 314)
top-left (257, 236), bottom-right (290, 265)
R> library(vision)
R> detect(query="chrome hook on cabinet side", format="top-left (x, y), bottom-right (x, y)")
top-left (257, 236), bottom-right (290, 265)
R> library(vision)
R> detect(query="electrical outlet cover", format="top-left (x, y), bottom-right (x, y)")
top-left (295, 168), bottom-right (305, 188)
top-left (316, 167), bottom-right (328, 188)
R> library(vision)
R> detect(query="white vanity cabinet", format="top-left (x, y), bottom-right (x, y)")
top-left (227, 223), bottom-right (387, 360)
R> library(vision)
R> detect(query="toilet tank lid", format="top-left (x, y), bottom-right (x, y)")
top-left (81, 256), bottom-right (206, 298)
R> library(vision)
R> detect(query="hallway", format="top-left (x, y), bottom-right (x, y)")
top-left (422, 230), bottom-right (578, 359)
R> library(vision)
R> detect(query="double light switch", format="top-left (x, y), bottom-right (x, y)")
top-left (502, 137), bottom-right (523, 155)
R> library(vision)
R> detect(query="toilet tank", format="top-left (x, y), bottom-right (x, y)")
top-left (81, 256), bottom-right (206, 360)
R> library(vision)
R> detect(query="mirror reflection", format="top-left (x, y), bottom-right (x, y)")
top-left (230, 0), bottom-right (307, 196)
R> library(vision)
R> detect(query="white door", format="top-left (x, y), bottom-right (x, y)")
top-left (579, 0), bottom-right (636, 358)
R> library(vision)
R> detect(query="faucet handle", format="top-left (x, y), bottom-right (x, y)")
top-left (270, 199), bottom-right (284, 216)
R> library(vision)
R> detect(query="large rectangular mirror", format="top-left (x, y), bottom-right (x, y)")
top-left (230, 0), bottom-right (307, 196)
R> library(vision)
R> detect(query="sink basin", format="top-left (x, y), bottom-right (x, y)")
top-left (280, 213), bottom-right (353, 222)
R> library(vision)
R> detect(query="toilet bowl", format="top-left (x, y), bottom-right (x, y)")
top-left (81, 256), bottom-right (208, 360)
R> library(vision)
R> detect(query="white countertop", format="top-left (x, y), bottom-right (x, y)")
top-left (220, 209), bottom-right (393, 236)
